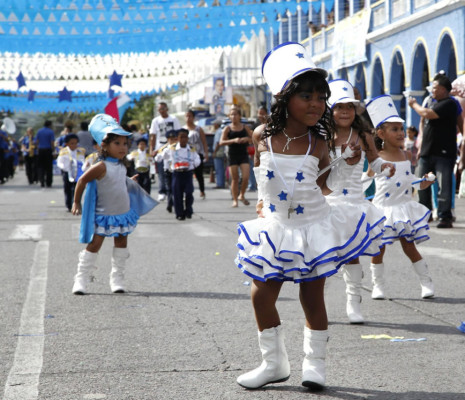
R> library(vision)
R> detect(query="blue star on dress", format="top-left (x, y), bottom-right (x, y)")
top-left (296, 52), bottom-right (304, 59)
top-left (385, 192), bottom-right (390, 198)
top-left (296, 171), bottom-right (305, 182)
top-left (269, 204), bottom-right (276, 212)
top-left (278, 191), bottom-right (287, 201)
top-left (266, 170), bottom-right (275, 180)
top-left (405, 190), bottom-right (409, 195)
top-left (342, 188), bottom-right (349, 196)
top-left (405, 171), bottom-right (410, 175)
top-left (295, 204), bottom-right (304, 214)
top-left (396, 182), bottom-right (401, 187)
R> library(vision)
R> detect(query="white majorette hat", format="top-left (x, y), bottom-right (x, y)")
top-left (262, 41), bottom-right (327, 95)
top-left (366, 95), bottom-right (405, 128)
top-left (328, 79), bottom-right (360, 108)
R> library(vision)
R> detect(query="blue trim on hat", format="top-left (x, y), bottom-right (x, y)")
top-left (261, 41), bottom-right (304, 75)
top-left (375, 115), bottom-right (405, 128)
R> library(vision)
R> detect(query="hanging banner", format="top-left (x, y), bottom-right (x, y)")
top-left (332, 8), bottom-right (371, 70)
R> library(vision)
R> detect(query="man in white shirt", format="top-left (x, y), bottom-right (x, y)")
top-left (149, 102), bottom-right (181, 201)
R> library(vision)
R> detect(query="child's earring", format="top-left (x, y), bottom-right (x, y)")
top-left (382, 140), bottom-right (385, 149)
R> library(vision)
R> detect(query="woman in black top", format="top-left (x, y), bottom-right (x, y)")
top-left (220, 106), bottom-right (253, 207)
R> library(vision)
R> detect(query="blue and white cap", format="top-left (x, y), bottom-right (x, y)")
top-left (262, 42), bottom-right (327, 95)
top-left (328, 79), bottom-right (359, 108)
top-left (366, 95), bottom-right (404, 128)
top-left (89, 113), bottom-right (131, 145)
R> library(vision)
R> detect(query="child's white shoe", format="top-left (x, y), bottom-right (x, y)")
top-left (370, 263), bottom-right (386, 299)
top-left (110, 247), bottom-right (129, 293)
top-left (72, 250), bottom-right (98, 295)
top-left (412, 259), bottom-right (434, 298)
top-left (302, 327), bottom-right (328, 390)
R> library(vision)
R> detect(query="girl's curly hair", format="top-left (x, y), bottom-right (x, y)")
top-left (99, 133), bottom-right (130, 168)
top-left (262, 70), bottom-right (336, 153)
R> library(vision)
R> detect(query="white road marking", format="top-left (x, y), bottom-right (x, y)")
top-left (3, 241), bottom-right (49, 400)
top-left (9, 225), bottom-right (43, 241)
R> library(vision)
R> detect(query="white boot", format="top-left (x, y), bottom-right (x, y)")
top-left (412, 259), bottom-right (434, 298)
top-left (236, 325), bottom-right (290, 389)
top-left (370, 263), bottom-right (386, 299)
top-left (110, 247), bottom-right (129, 293)
top-left (302, 327), bottom-right (328, 390)
top-left (72, 250), bottom-right (98, 295)
top-left (342, 264), bottom-right (364, 324)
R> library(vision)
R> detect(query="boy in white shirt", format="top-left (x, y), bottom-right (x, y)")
top-left (56, 134), bottom-right (86, 211)
top-left (157, 128), bottom-right (200, 220)
top-left (127, 137), bottom-right (151, 194)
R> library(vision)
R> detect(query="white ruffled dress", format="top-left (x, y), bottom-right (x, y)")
top-left (236, 139), bottom-right (385, 283)
top-left (372, 160), bottom-right (430, 245)
top-left (326, 148), bottom-right (386, 256)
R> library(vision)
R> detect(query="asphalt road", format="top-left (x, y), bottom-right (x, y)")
top-left (1, 169), bottom-right (464, 400)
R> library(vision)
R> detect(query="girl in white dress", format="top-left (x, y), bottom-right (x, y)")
top-left (365, 95), bottom-right (435, 300)
top-left (235, 43), bottom-right (385, 392)
top-left (325, 79), bottom-right (395, 324)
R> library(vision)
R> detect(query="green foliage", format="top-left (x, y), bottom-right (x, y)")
top-left (121, 96), bottom-right (155, 132)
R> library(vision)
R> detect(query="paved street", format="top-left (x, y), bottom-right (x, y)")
top-left (1, 170), bottom-right (465, 400)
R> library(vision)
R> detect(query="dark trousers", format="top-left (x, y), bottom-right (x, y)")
top-left (137, 171), bottom-right (151, 194)
top-left (165, 170), bottom-right (173, 210)
top-left (25, 155), bottom-right (38, 184)
top-left (417, 155), bottom-right (455, 220)
top-left (193, 154), bottom-right (205, 193)
top-left (38, 148), bottom-right (54, 187)
top-left (62, 171), bottom-right (76, 211)
top-left (172, 170), bottom-right (194, 218)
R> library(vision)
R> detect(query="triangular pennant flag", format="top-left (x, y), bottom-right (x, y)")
top-left (16, 71), bottom-right (26, 89)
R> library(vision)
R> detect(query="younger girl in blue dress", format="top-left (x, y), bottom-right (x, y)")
top-left (235, 43), bottom-right (385, 391)
top-left (71, 114), bottom-right (156, 295)
top-left (365, 95), bottom-right (435, 300)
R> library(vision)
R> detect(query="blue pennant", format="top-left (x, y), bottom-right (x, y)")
top-left (108, 88), bottom-right (115, 99)
top-left (16, 72), bottom-right (26, 89)
top-left (295, 204), bottom-right (304, 215)
top-left (295, 171), bottom-right (304, 182)
top-left (269, 204), bottom-right (276, 212)
top-left (278, 191), bottom-right (287, 201)
top-left (266, 170), bottom-right (274, 180)
top-left (109, 70), bottom-right (123, 87)
top-left (28, 90), bottom-right (36, 102)
top-left (58, 87), bottom-right (73, 102)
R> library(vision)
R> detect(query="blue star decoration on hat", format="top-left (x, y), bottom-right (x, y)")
top-left (278, 191), bottom-right (287, 201)
top-left (266, 170), bottom-right (275, 179)
top-left (269, 204), bottom-right (276, 212)
top-left (109, 70), bottom-right (123, 87)
top-left (296, 171), bottom-right (305, 182)
top-left (388, 102), bottom-right (393, 108)
top-left (296, 52), bottom-right (304, 59)
top-left (58, 87), bottom-right (73, 102)
top-left (342, 86), bottom-right (348, 91)
top-left (28, 90), bottom-right (36, 102)
top-left (294, 204), bottom-right (304, 215)
top-left (16, 72), bottom-right (26, 89)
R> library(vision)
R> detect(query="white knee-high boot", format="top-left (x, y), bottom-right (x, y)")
top-left (302, 327), bottom-right (328, 390)
top-left (72, 250), bottom-right (98, 295)
top-left (412, 259), bottom-right (434, 298)
top-left (342, 264), bottom-right (364, 324)
top-left (110, 247), bottom-right (129, 293)
top-left (236, 325), bottom-right (290, 389)
top-left (370, 263), bottom-right (386, 299)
